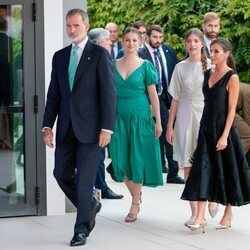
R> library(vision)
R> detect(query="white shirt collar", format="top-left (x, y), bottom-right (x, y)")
top-left (204, 35), bottom-right (212, 48)
top-left (145, 43), bottom-right (157, 54)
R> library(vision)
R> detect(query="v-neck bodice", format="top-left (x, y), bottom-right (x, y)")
top-left (113, 60), bottom-right (157, 100)
top-left (114, 61), bottom-right (145, 81)
top-left (201, 69), bottom-right (235, 126)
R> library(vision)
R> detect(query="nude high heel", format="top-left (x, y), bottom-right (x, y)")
top-left (125, 202), bottom-right (140, 223)
top-left (188, 219), bottom-right (207, 233)
top-left (184, 215), bottom-right (196, 227)
top-left (216, 215), bottom-right (233, 229)
top-left (208, 203), bottom-right (219, 218)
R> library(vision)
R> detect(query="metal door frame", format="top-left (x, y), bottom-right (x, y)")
top-left (0, 0), bottom-right (46, 216)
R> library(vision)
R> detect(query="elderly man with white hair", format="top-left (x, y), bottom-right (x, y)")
top-left (88, 27), bottom-right (124, 200)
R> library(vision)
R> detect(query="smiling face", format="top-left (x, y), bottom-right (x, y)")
top-left (66, 13), bottom-right (90, 44)
top-left (122, 31), bottom-right (140, 54)
top-left (185, 34), bottom-right (204, 56)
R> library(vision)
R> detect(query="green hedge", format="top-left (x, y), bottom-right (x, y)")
top-left (87, 0), bottom-right (250, 83)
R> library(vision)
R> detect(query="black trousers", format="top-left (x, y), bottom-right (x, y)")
top-left (95, 148), bottom-right (108, 191)
top-left (53, 124), bottom-right (101, 236)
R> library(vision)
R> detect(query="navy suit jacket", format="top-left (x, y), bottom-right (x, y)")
top-left (43, 40), bottom-right (116, 144)
top-left (138, 44), bottom-right (178, 83)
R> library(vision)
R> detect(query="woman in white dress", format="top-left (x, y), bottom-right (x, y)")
top-left (166, 28), bottom-right (212, 225)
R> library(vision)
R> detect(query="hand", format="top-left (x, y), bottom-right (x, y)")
top-left (166, 127), bottom-right (174, 145)
top-left (154, 122), bottom-right (162, 138)
top-left (43, 128), bottom-right (54, 148)
top-left (216, 136), bottom-right (227, 151)
top-left (99, 130), bottom-right (111, 148)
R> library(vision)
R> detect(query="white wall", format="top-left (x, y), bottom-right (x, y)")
top-left (44, 0), bottom-right (65, 215)
top-left (43, 0), bottom-right (87, 216)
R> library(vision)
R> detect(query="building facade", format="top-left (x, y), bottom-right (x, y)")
top-left (0, 0), bottom-right (86, 217)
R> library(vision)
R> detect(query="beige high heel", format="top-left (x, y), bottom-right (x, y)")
top-left (188, 219), bottom-right (207, 233)
top-left (216, 215), bottom-right (233, 229)
top-left (208, 202), bottom-right (219, 218)
top-left (125, 202), bottom-right (140, 223)
top-left (184, 215), bottom-right (196, 227)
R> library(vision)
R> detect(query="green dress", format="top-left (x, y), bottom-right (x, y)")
top-left (109, 60), bottom-right (163, 187)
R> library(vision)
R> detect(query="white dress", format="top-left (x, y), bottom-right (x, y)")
top-left (168, 59), bottom-right (210, 167)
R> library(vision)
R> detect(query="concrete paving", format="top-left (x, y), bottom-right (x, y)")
top-left (1, 169), bottom-right (250, 250)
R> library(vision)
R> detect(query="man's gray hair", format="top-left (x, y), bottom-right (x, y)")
top-left (88, 28), bottom-right (110, 44)
top-left (66, 9), bottom-right (89, 23)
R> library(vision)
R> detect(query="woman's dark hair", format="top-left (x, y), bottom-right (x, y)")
top-left (185, 28), bottom-right (208, 73)
top-left (211, 37), bottom-right (236, 71)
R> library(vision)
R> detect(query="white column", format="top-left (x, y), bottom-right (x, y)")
top-left (44, 0), bottom-right (65, 215)
top-left (43, 0), bottom-right (87, 216)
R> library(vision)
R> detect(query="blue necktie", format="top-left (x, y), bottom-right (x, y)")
top-left (153, 50), bottom-right (163, 94)
top-left (68, 45), bottom-right (79, 91)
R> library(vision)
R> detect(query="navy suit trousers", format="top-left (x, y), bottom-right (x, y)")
top-left (53, 124), bottom-right (101, 236)
top-left (95, 148), bottom-right (108, 191)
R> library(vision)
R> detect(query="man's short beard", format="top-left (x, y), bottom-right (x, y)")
top-left (149, 40), bottom-right (161, 49)
top-left (205, 32), bottom-right (218, 40)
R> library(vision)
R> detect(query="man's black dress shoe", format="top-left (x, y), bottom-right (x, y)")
top-left (106, 164), bottom-right (119, 182)
top-left (70, 233), bottom-right (87, 246)
top-left (101, 188), bottom-right (124, 199)
top-left (89, 199), bottom-right (102, 231)
top-left (167, 175), bottom-right (185, 184)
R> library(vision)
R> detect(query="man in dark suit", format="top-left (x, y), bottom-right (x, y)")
top-left (43, 9), bottom-right (116, 246)
top-left (105, 22), bottom-right (122, 59)
top-left (88, 27), bottom-right (123, 199)
top-left (202, 12), bottom-right (220, 58)
top-left (138, 25), bottom-right (184, 184)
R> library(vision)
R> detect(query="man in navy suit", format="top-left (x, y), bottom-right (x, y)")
top-left (138, 25), bottom-right (184, 184)
top-left (43, 9), bottom-right (116, 246)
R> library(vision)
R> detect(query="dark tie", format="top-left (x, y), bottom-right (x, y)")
top-left (110, 44), bottom-right (115, 59)
top-left (153, 50), bottom-right (163, 94)
top-left (68, 45), bottom-right (79, 91)
top-left (157, 49), bottom-right (172, 107)
top-left (157, 49), bottom-right (168, 85)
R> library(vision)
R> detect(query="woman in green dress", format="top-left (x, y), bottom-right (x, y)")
top-left (109, 27), bottom-right (163, 222)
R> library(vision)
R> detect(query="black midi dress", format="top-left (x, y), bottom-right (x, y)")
top-left (181, 69), bottom-right (250, 206)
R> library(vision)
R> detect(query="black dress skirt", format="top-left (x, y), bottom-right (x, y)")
top-left (181, 70), bottom-right (250, 206)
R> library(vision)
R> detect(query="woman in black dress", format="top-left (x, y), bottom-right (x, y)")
top-left (181, 38), bottom-right (250, 232)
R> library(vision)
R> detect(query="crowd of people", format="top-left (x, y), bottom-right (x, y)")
top-left (42, 8), bottom-right (250, 247)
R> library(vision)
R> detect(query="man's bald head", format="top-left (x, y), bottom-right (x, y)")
top-left (105, 22), bottom-right (120, 44)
